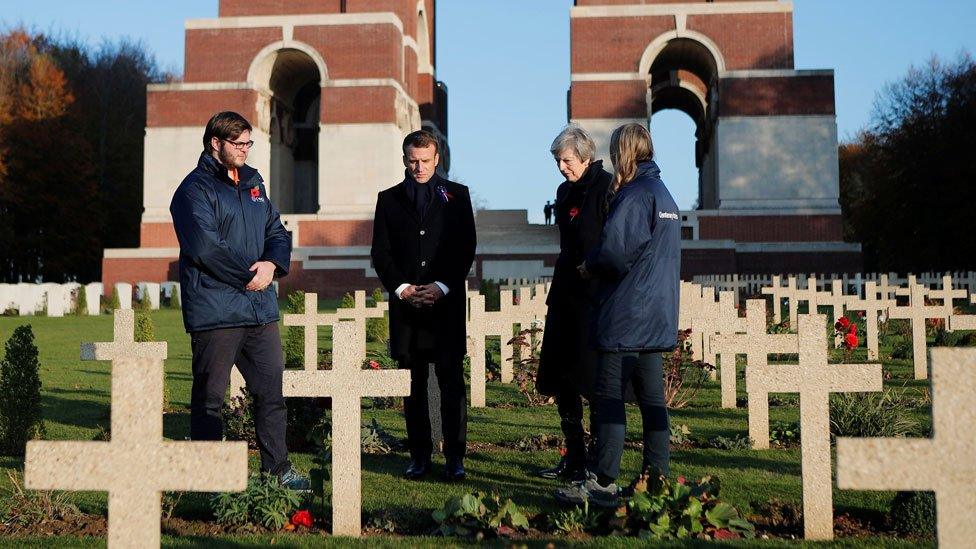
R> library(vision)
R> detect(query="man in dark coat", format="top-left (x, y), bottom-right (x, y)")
top-left (370, 130), bottom-right (477, 481)
top-left (536, 126), bottom-right (614, 480)
top-left (170, 111), bottom-right (308, 490)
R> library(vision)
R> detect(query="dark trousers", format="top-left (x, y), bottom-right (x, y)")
top-left (401, 352), bottom-right (467, 461)
top-left (592, 351), bottom-right (669, 481)
top-left (556, 385), bottom-right (594, 467)
top-left (190, 322), bottom-right (290, 475)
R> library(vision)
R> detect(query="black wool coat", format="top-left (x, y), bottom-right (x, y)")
top-left (370, 174), bottom-right (477, 361)
top-left (536, 161), bottom-right (614, 397)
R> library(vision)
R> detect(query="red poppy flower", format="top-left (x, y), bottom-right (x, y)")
top-left (368, 360), bottom-right (381, 370)
top-left (291, 509), bottom-right (313, 528)
top-left (676, 475), bottom-right (686, 485)
top-left (250, 187), bottom-right (260, 199)
top-left (844, 333), bottom-right (859, 349)
top-left (568, 207), bottom-right (580, 219)
top-left (848, 324), bottom-right (858, 335)
top-left (834, 317), bottom-right (851, 331)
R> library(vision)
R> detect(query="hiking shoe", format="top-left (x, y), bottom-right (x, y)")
top-left (553, 472), bottom-right (619, 508)
top-left (279, 467), bottom-right (312, 492)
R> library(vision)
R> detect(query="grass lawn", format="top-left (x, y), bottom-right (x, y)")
top-left (0, 304), bottom-right (948, 547)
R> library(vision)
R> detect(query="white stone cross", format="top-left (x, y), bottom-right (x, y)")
top-left (888, 282), bottom-right (948, 380)
top-left (750, 314), bottom-right (882, 540)
top-left (928, 275), bottom-right (968, 322)
top-left (844, 281), bottom-right (893, 361)
top-left (334, 290), bottom-right (389, 365)
top-left (837, 348), bottom-right (975, 548)
top-left (761, 275), bottom-right (798, 327)
top-left (711, 300), bottom-right (797, 416)
top-left (285, 292), bottom-right (341, 369)
top-left (282, 320), bottom-right (411, 537)
top-left (818, 280), bottom-right (850, 325)
top-left (480, 289), bottom-right (521, 383)
top-left (466, 291), bottom-right (488, 407)
top-left (25, 309), bottom-right (247, 549)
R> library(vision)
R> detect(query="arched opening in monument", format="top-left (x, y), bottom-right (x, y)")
top-left (647, 37), bottom-right (719, 210)
top-left (266, 49), bottom-right (321, 215)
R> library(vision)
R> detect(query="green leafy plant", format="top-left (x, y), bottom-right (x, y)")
top-left (610, 474), bottom-right (755, 540)
top-left (890, 491), bottom-right (935, 536)
top-left (669, 424), bottom-right (692, 445)
top-left (211, 472), bottom-right (303, 530)
top-left (340, 292), bottom-right (355, 309)
top-left (891, 337), bottom-right (912, 360)
top-left (104, 291), bottom-right (120, 314)
top-left (769, 421), bottom-right (800, 448)
top-left (0, 325), bottom-right (46, 456)
top-left (829, 391), bottom-right (918, 439)
top-left (365, 287), bottom-right (389, 343)
top-left (307, 417), bottom-right (401, 455)
top-left (549, 500), bottom-right (601, 535)
top-left (432, 491), bottom-right (529, 539)
top-left (284, 291), bottom-right (305, 368)
top-left (703, 434), bottom-right (751, 451)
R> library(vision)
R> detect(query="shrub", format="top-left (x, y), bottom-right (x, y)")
top-left (169, 285), bottom-right (181, 310)
top-left (0, 325), bottom-right (46, 456)
top-left (509, 324), bottom-right (549, 406)
top-left (890, 491), bottom-right (935, 536)
top-left (221, 387), bottom-right (257, 450)
top-left (211, 472), bottom-right (302, 530)
top-left (105, 290), bottom-right (120, 313)
top-left (664, 329), bottom-right (714, 409)
top-left (340, 292), bottom-right (355, 309)
top-left (284, 291), bottom-right (305, 368)
top-left (432, 491), bottom-right (529, 539)
top-left (365, 287), bottom-right (390, 343)
top-left (669, 424), bottom-right (692, 445)
top-left (549, 500), bottom-right (601, 535)
top-left (769, 421), bottom-right (800, 448)
top-left (703, 435), bottom-right (751, 451)
top-left (891, 337), bottom-right (912, 360)
top-left (0, 470), bottom-right (79, 526)
top-left (829, 391), bottom-right (918, 440)
top-left (134, 312), bottom-right (155, 342)
top-left (610, 474), bottom-right (755, 540)
top-left (479, 279), bottom-right (500, 311)
top-left (73, 287), bottom-right (87, 316)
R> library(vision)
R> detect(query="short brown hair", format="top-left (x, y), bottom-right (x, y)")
top-left (203, 111), bottom-right (253, 153)
top-left (402, 130), bottom-right (439, 155)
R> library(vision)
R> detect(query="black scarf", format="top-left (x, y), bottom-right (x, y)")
top-left (403, 171), bottom-right (436, 218)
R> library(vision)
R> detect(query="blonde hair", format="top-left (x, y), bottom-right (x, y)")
top-left (609, 123), bottom-right (654, 190)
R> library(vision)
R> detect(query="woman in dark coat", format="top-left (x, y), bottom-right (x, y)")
top-left (554, 122), bottom-right (681, 508)
top-left (535, 125), bottom-right (613, 480)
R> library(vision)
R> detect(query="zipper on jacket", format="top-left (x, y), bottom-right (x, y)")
top-left (237, 185), bottom-right (260, 322)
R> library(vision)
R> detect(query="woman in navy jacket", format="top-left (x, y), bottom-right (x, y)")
top-left (555, 123), bottom-right (681, 508)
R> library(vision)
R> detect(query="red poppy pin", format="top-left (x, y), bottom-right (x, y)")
top-left (568, 207), bottom-right (580, 220)
top-left (250, 187), bottom-right (260, 198)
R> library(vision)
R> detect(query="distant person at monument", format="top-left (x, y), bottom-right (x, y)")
top-left (370, 130), bottom-right (477, 481)
top-left (170, 111), bottom-right (309, 491)
top-left (555, 123), bottom-right (680, 508)
top-left (543, 201), bottom-right (553, 225)
top-left (535, 125), bottom-right (613, 481)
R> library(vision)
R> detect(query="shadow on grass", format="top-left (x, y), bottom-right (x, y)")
top-left (41, 394), bottom-right (108, 431)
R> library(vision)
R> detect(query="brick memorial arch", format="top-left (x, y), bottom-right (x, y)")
top-left (569, 0), bottom-right (860, 274)
top-left (102, 0), bottom-right (859, 297)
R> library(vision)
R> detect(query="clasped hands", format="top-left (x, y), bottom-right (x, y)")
top-left (400, 283), bottom-right (445, 308)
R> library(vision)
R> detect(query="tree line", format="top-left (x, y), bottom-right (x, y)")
top-left (0, 28), bottom-right (167, 283)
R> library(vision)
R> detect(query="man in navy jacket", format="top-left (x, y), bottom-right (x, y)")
top-left (170, 111), bottom-right (307, 490)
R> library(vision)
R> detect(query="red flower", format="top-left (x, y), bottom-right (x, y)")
top-left (250, 187), bottom-right (260, 199)
top-left (568, 207), bottom-right (580, 220)
top-left (368, 360), bottom-right (381, 370)
top-left (834, 317), bottom-right (851, 331)
top-left (676, 475), bottom-right (686, 485)
top-left (848, 324), bottom-right (858, 335)
top-left (559, 447), bottom-right (567, 457)
top-left (844, 333), bottom-right (859, 349)
top-left (291, 509), bottom-right (313, 528)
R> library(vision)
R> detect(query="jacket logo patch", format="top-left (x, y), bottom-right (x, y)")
top-left (658, 211), bottom-right (679, 220)
top-left (250, 187), bottom-right (264, 203)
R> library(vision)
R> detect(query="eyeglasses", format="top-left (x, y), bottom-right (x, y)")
top-left (222, 139), bottom-right (255, 151)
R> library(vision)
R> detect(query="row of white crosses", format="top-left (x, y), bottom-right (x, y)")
top-left (25, 310), bottom-right (248, 548)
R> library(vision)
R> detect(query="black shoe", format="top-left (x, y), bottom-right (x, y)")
top-left (537, 456), bottom-right (586, 481)
top-left (404, 458), bottom-right (431, 480)
top-left (445, 457), bottom-right (466, 481)
top-left (278, 467), bottom-right (312, 492)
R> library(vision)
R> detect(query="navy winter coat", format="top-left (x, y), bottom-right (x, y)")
top-left (170, 153), bottom-right (291, 333)
top-left (585, 160), bottom-right (681, 352)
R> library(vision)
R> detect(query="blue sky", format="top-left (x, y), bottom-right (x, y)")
top-left (4, 1), bottom-right (974, 220)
